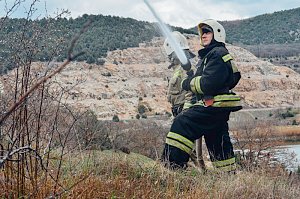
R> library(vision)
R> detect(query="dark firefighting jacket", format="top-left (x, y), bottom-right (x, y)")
top-left (183, 42), bottom-right (242, 110)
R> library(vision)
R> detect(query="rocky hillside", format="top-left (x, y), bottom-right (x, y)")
top-left (2, 35), bottom-right (300, 120)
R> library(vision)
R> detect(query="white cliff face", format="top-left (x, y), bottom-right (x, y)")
top-left (1, 35), bottom-right (300, 120)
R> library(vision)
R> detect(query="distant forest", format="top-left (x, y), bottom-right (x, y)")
top-left (1, 7), bottom-right (300, 74)
top-left (0, 14), bottom-right (193, 74)
top-left (220, 7), bottom-right (300, 61)
top-left (221, 7), bottom-right (300, 45)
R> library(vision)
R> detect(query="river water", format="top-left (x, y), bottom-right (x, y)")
top-left (277, 144), bottom-right (300, 171)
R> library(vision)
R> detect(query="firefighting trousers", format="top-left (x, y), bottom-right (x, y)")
top-left (161, 106), bottom-right (236, 170)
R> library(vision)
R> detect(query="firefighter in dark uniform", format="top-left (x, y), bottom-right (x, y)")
top-left (161, 19), bottom-right (242, 171)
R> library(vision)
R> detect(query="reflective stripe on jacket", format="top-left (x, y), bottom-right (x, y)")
top-left (193, 94), bottom-right (242, 108)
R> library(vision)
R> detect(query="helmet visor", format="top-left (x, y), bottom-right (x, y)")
top-left (201, 26), bottom-right (213, 34)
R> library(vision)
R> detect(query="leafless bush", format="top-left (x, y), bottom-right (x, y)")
top-left (113, 120), bottom-right (167, 159)
top-left (231, 118), bottom-right (289, 174)
top-left (84, 119), bottom-right (168, 159)
top-left (73, 110), bottom-right (112, 150)
top-left (0, 1), bottom-right (92, 197)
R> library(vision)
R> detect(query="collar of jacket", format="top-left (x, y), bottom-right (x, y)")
top-left (198, 41), bottom-right (225, 59)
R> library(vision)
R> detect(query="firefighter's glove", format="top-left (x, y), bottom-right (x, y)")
top-left (186, 69), bottom-right (194, 77)
top-left (181, 69), bottom-right (194, 91)
top-left (181, 60), bottom-right (191, 71)
top-left (181, 76), bottom-right (192, 91)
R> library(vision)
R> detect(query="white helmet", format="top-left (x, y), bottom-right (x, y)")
top-left (163, 31), bottom-right (189, 56)
top-left (198, 19), bottom-right (226, 45)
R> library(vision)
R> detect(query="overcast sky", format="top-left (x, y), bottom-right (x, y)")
top-left (1, 0), bottom-right (300, 28)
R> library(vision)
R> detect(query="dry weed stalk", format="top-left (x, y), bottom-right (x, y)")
top-left (0, 1), bottom-right (92, 197)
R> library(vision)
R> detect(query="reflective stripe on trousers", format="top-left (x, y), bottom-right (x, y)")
top-left (211, 157), bottom-right (237, 172)
top-left (166, 132), bottom-right (194, 155)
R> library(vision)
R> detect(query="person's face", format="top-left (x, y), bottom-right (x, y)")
top-left (201, 31), bottom-right (213, 47)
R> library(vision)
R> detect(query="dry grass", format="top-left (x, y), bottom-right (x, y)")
top-left (55, 151), bottom-right (300, 199)
top-left (273, 125), bottom-right (300, 137)
top-left (2, 150), bottom-right (299, 199)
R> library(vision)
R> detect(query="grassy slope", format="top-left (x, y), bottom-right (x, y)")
top-left (24, 150), bottom-right (300, 198)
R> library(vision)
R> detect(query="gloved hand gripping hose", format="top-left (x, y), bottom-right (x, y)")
top-left (181, 60), bottom-right (191, 71)
top-left (181, 68), bottom-right (194, 91)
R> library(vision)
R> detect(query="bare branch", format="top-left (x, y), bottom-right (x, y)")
top-left (0, 0), bottom-right (24, 29)
top-left (0, 145), bottom-right (35, 167)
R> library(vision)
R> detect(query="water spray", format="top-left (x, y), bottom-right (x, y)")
top-left (144, 0), bottom-right (190, 69)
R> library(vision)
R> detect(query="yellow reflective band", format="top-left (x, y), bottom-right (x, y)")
top-left (181, 77), bottom-right (187, 89)
top-left (167, 132), bottom-right (194, 149)
top-left (183, 102), bottom-right (193, 110)
top-left (166, 138), bottom-right (193, 154)
top-left (213, 101), bottom-right (241, 107)
top-left (212, 157), bottom-right (236, 168)
top-left (173, 70), bottom-right (182, 78)
top-left (222, 54), bottom-right (233, 62)
top-left (214, 94), bottom-right (241, 102)
top-left (195, 76), bottom-right (202, 94)
top-left (204, 58), bottom-right (207, 65)
top-left (191, 94), bottom-right (241, 108)
top-left (190, 78), bottom-right (196, 93)
top-left (190, 76), bottom-right (203, 94)
top-left (193, 101), bottom-right (205, 106)
top-left (193, 100), bottom-right (241, 108)
top-left (214, 164), bottom-right (237, 172)
top-left (231, 62), bottom-right (239, 73)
